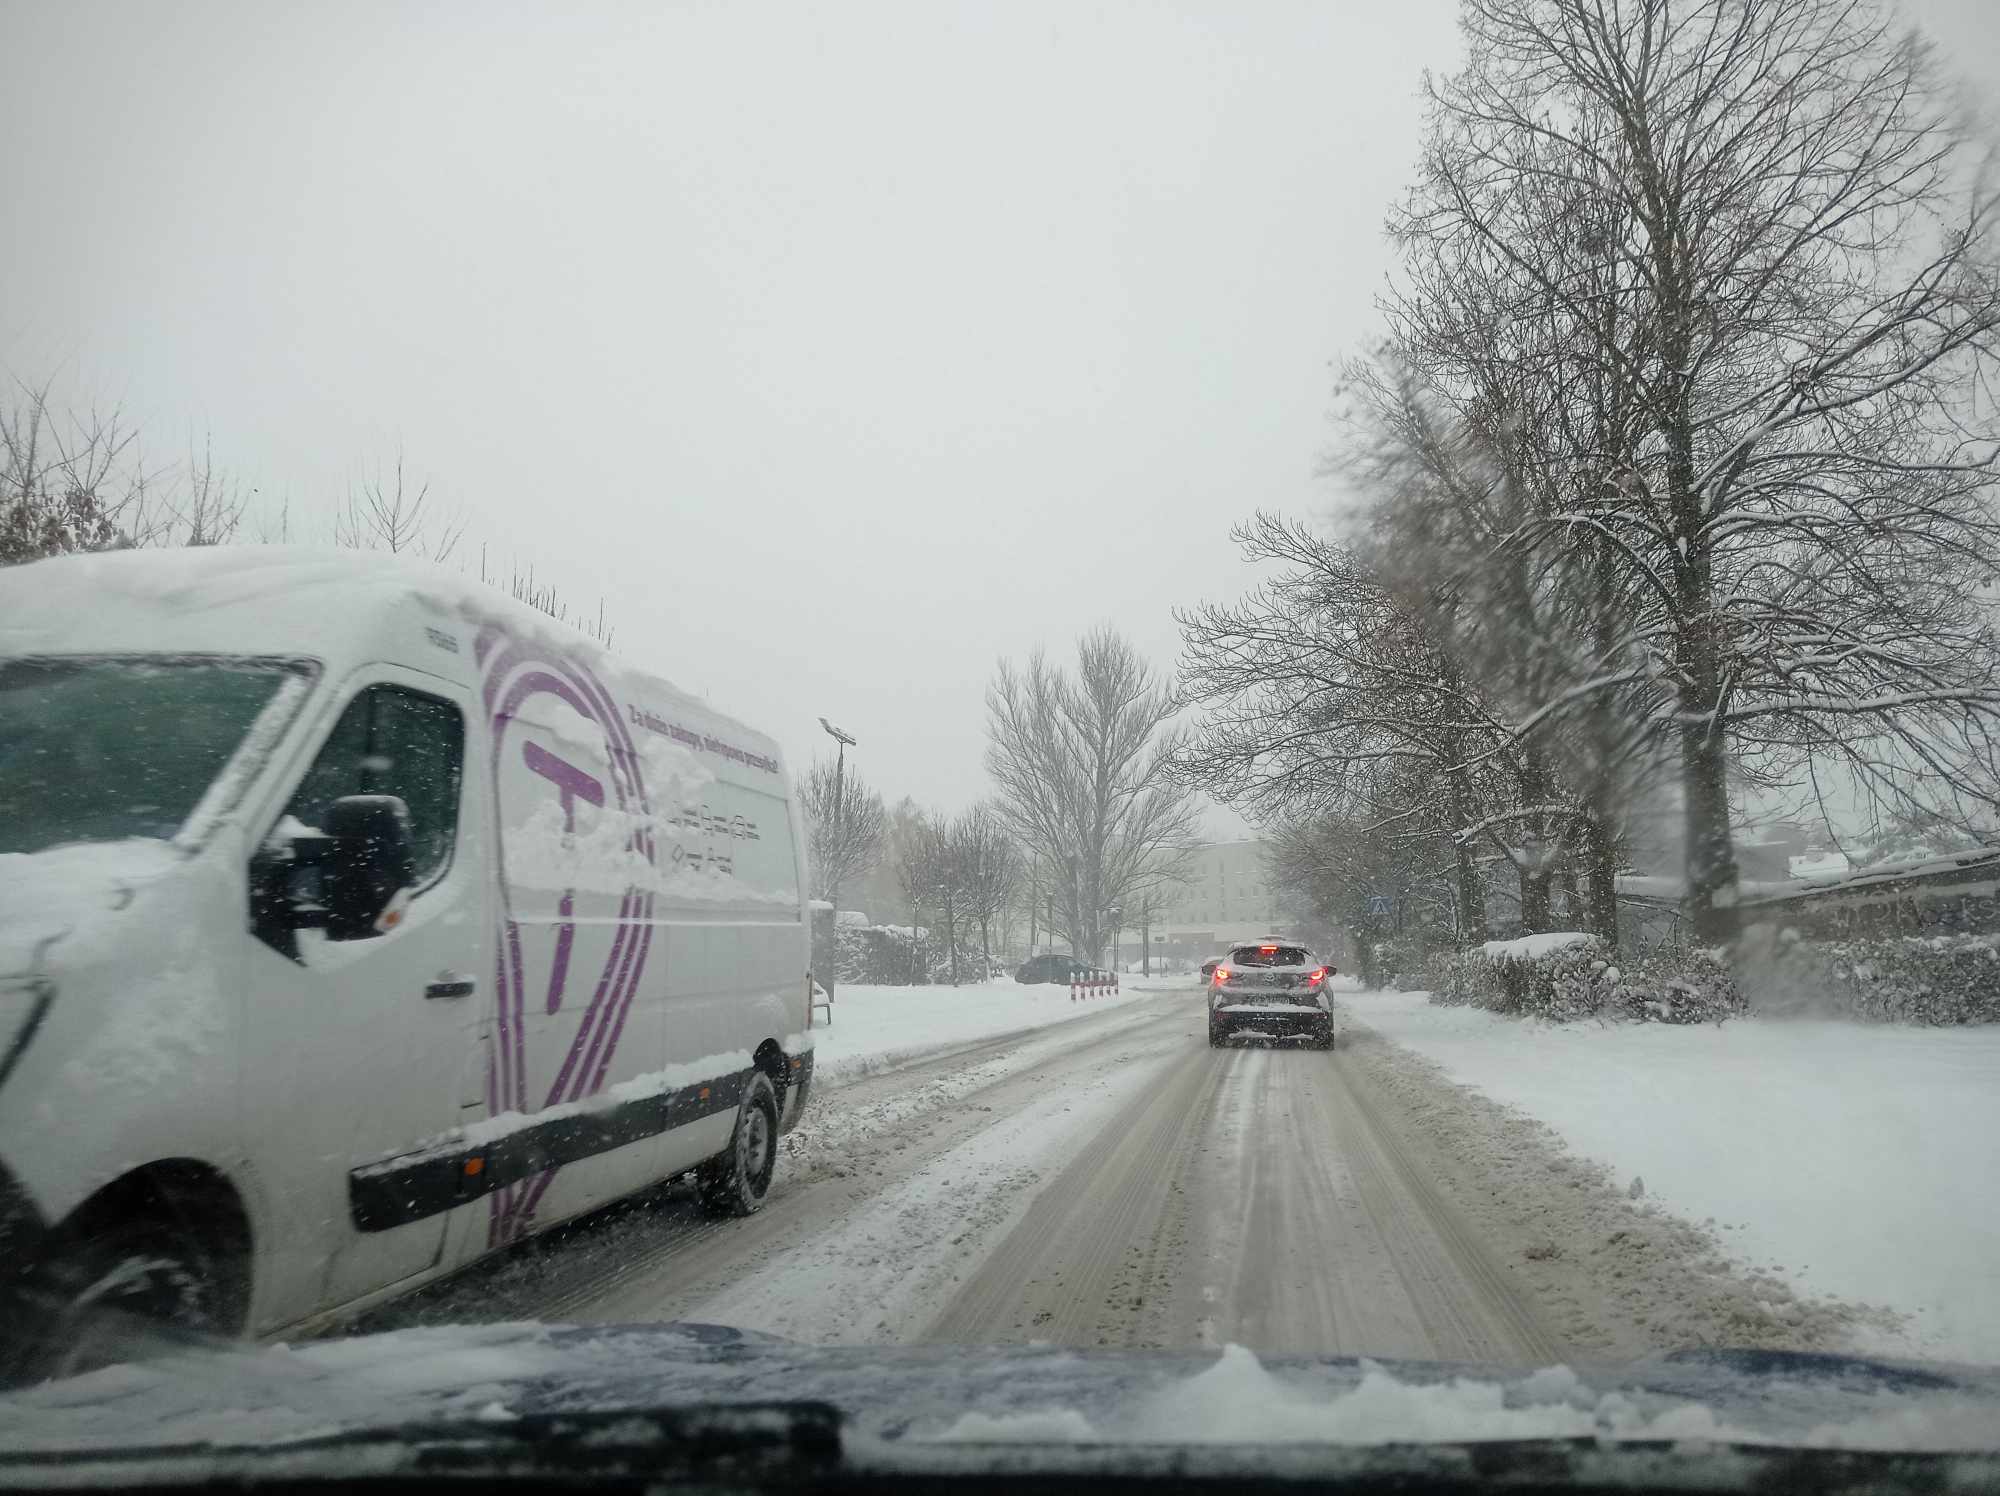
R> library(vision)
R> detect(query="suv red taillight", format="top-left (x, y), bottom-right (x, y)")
top-left (1306, 966), bottom-right (1328, 986)
top-left (1213, 965), bottom-right (1231, 984)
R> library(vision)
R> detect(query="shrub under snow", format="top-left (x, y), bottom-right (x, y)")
top-left (1425, 934), bottom-right (1745, 1025)
top-left (1422, 948), bottom-right (1489, 1005)
top-left (1606, 945), bottom-right (1746, 1025)
top-left (1750, 928), bottom-right (2000, 1025)
top-left (1420, 923), bottom-right (2000, 1026)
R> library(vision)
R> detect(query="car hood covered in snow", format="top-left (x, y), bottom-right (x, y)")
top-left (2, 1323), bottom-right (1998, 1489)
top-left (0, 840), bottom-right (183, 982)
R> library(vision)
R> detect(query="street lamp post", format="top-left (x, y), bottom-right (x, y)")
top-left (818, 716), bottom-right (856, 1002)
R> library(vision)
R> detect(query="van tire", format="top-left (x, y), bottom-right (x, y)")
top-left (6, 1212), bottom-right (247, 1384)
top-left (697, 1072), bottom-right (780, 1218)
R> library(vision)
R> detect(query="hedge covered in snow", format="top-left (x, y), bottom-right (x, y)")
top-left (1425, 934), bottom-right (1745, 1024)
top-left (1423, 925), bottom-right (2000, 1025)
top-left (814, 911), bottom-right (1011, 986)
top-left (1613, 944), bottom-right (1748, 1025)
top-left (1749, 928), bottom-right (2000, 1025)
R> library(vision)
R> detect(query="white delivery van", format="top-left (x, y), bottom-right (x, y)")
top-left (0, 547), bottom-right (813, 1373)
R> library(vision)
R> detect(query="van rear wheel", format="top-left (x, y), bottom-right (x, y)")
top-left (698, 1072), bottom-right (780, 1218)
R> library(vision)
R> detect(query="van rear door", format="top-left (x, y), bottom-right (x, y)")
top-left (237, 669), bottom-right (490, 1326)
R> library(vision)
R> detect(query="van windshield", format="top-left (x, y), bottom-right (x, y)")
top-left (0, 656), bottom-right (308, 855)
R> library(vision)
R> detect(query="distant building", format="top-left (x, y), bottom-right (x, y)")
top-left (1123, 840), bottom-right (1289, 964)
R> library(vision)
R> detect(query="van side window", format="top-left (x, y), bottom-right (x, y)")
top-left (285, 685), bottom-right (465, 888)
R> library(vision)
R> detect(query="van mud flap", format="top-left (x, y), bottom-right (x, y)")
top-left (781, 1050), bottom-right (814, 1134)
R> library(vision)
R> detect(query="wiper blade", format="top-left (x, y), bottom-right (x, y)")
top-left (0, 1400), bottom-right (841, 1487)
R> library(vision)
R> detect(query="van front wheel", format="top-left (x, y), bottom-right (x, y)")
top-left (6, 1214), bottom-right (246, 1385)
top-left (697, 1072), bottom-right (780, 1218)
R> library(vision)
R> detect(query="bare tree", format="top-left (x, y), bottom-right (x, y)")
top-left (1174, 515), bottom-right (1509, 942)
top-left (171, 434), bottom-right (250, 548)
top-left (1391, 0), bottom-right (2000, 936)
top-left (895, 809), bottom-right (964, 985)
top-left (2, 380), bottom-right (254, 562)
top-left (3, 381), bottom-right (140, 562)
top-left (1337, 360), bottom-right (1653, 941)
top-left (2, 381), bottom-right (632, 669)
top-left (986, 627), bottom-right (1199, 963)
top-left (951, 804), bottom-right (1019, 970)
top-left (1013, 852), bottom-right (1065, 956)
top-left (799, 758), bottom-right (888, 906)
top-left (336, 456), bottom-right (465, 561)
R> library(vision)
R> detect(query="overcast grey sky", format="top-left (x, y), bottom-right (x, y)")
top-left (5, 1), bottom-right (1997, 827)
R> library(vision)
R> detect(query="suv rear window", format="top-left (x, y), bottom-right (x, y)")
top-left (1229, 945), bottom-right (1311, 968)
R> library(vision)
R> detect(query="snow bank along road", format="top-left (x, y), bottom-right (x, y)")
top-left (1347, 988), bottom-right (2000, 1363)
top-left (357, 984), bottom-right (1873, 1364)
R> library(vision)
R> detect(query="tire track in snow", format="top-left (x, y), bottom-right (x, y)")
top-left (668, 1019), bottom-right (1195, 1341)
top-left (923, 1032), bottom-right (1227, 1346)
top-left (356, 990), bottom-right (1199, 1335)
top-left (926, 1015), bottom-right (1570, 1363)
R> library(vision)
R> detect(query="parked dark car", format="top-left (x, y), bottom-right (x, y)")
top-left (1207, 941), bottom-right (1336, 1048)
top-left (1015, 952), bottom-right (1091, 984)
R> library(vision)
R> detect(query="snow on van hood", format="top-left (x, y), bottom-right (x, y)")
top-left (0, 546), bottom-right (460, 651)
top-left (0, 839), bottom-right (183, 980)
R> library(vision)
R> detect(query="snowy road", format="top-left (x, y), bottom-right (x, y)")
top-left (357, 986), bottom-right (1585, 1361)
top-left (357, 984), bottom-right (1839, 1364)
top-left (920, 1016), bottom-right (1562, 1360)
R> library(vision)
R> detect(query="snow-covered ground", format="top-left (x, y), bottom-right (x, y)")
top-left (809, 973), bottom-right (1174, 1084)
top-left (1342, 987), bottom-right (2000, 1363)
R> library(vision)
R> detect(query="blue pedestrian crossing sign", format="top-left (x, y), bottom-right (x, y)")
top-left (1367, 895), bottom-right (1393, 916)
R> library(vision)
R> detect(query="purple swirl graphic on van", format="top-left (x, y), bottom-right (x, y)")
top-left (477, 624), bottom-right (654, 1245)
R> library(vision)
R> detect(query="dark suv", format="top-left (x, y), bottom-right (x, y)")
top-left (1207, 942), bottom-right (1335, 1049)
top-left (1015, 952), bottom-right (1092, 985)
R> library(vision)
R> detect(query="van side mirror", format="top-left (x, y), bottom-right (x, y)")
top-left (322, 795), bottom-right (417, 940)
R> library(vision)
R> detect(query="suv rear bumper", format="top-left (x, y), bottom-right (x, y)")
top-left (1209, 1003), bottom-right (1331, 1040)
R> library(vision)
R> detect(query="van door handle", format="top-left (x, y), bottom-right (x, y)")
top-left (426, 973), bottom-right (477, 1000)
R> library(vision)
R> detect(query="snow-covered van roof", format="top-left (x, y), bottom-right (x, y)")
top-left (0, 546), bottom-right (785, 772)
